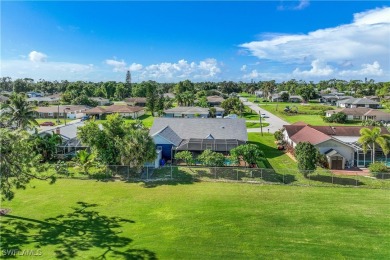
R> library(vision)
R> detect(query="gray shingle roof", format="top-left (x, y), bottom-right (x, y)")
top-left (164, 106), bottom-right (209, 114)
top-left (339, 98), bottom-right (379, 105)
top-left (152, 126), bottom-right (183, 146)
top-left (150, 118), bottom-right (248, 141)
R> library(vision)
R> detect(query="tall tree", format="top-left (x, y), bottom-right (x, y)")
top-left (0, 129), bottom-right (54, 201)
top-left (32, 133), bottom-right (62, 162)
top-left (1, 93), bottom-right (39, 129)
top-left (230, 144), bottom-right (264, 167)
top-left (358, 127), bottom-right (390, 163)
top-left (125, 70), bottom-right (132, 97)
top-left (118, 126), bottom-right (156, 171)
top-left (294, 142), bottom-right (318, 176)
top-left (146, 82), bottom-right (158, 116)
top-left (78, 114), bottom-right (156, 166)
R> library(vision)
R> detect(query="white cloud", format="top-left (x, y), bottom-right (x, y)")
top-left (129, 63), bottom-right (143, 71)
top-left (339, 61), bottom-right (383, 76)
top-left (140, 58), bottom-right (221, 81)
top-left (240, 7), bottom-right (390, 79)
top-left (278, 0), bottom-right (310, 11)
top-left (105, 59), bottom-right (126, 72)
top-left (242, 69), bottom-right (289, 81)
top-left (240, 65), bottom-right (247, 72)
top-left (293, 59), bottom-right (334, 77)
top-left (29, 51), bottom-right (47, 62)
top-left (1, 59), bottom-right (95, 81)
top-left (294, 0), bottom-right (310, 10)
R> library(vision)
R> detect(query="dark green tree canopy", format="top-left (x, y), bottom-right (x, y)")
top-left (294, 142), bottom-right (318, 175)
top-left (0, 129), bottom-right (55, 200)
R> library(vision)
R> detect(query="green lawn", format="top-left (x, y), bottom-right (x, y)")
top-left (246, 122), bottom-right (270, 128)
top-left (239, 92), bottom-right (264, 103)
top-left (259, 102), bottom-right (362, 126)
top-left (1, 180), bottom-right (390, 259)
top-left (242, 106), bottom-right (260, 120)
top-left (36, 118), bottom-right (62, 125)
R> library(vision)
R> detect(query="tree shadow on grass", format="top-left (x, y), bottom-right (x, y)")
top-left (0, 202), bottom-right (156, 259)
top-left (309, 175), bottom-right (365, 186)
top-left (134, 167), bottom-right (199, 188)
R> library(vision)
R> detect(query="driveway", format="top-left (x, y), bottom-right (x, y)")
top-left (240, 98), bottom-right (289, 133)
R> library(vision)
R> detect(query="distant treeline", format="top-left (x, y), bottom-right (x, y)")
top-left (1, 77), bottom-right (389, 103)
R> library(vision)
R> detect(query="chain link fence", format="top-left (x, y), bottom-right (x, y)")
top-left (55, 164), bottom-right (390, 189)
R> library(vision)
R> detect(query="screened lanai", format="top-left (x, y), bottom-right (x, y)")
top-left (350, 141), bottom-right (389, 167)
top-left (175, 138), bottom-right (245, 153)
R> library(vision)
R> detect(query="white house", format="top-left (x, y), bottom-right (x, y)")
top-left (283, 123), bottom-right (390, 169)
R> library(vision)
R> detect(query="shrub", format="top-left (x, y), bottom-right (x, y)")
top-left (198, 150), bottom-right (225, 167)
top-left (368, 162), bottom-right (388, 174)
top-left (274, 129), bottom-right (284, 141)
top-left (323, 112), bottom-right (347, 123)
top-left (175, 151), bottom-right (193, 165)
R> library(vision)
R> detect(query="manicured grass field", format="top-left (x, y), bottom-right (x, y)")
top-left (259, 102), bottom-right (361, 126)
top-left (35, 118), bottom-right (62, 125)
top-left (1, 180), bottom-right (389, 259)
top-left (246, 122), bottom-right (269, 128)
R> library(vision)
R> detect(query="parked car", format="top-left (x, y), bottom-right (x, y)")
top-left (40, 121), bottom-right (55, 126)
top-left (81, 115), bottom-right (90, 121)
top-left (224, 114), bottom-right (238, 119)
top-left (261, 114), bottom-right (270, 118)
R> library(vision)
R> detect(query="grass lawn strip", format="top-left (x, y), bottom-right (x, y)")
top-left (1, 180), bottom-right (389, 259)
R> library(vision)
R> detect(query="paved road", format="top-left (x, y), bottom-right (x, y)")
top-left (38, 118), bottom-right (82, 133)
top-left (240, 98), bottom-right (289, 133)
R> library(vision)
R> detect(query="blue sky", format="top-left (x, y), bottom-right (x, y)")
top-left (1, 1), bottom-right (389, 82)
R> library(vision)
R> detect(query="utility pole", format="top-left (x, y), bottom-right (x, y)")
top-left (259, 110), bottom-right (263, 136)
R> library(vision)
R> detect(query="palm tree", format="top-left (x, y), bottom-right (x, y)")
top-left (358, 127), bottom-right (390, 163)
top-left (33, 133), bottom-right (62, 161)
top-left (75, 150), bottom-right (95, 175)
top-left (1, 93), bottom-right (38, 129)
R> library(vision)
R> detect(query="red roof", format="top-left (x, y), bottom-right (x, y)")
top-left (290, 125), bottom-right (331, 145)
top-left (85, 105), bottom-right (143, 114)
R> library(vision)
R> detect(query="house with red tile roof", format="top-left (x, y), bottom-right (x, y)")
top-left (84, 105), bottom-right (144, 119)
top-left (283, 122), bottom-right (390, 169)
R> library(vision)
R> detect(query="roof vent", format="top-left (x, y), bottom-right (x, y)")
top-left (221, 126), bottom-right (225, 129)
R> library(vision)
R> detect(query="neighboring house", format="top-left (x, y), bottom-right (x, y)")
top-left (254, 90), bottom-right (263, 97)
top-left (207, 95), bottom-right (225, 106)
top-left (0, 95), bottom-right (9, 103)
top-left (163, 106), bottom-right (224, 118)
top-left (90, 97), bottom-right (111, 106)
top-left (34, 105), bottom-right (90, 119)
top-left (39, 121), bottom-right (87, 159)
top-left (326, 108), bottom-right (390, 122)
top-left (84, 105), bottom-right (145, 119)
top-left (27, 96), bottom-right (60, 104)
top-left (289, 95), bottom-right (303, 103)
top-left (124, 97), bottom-right (147, 107)
top-left (27, 91), bottom-right (43, 98)
top-left (149, 118), bottom-right (248, 160)
top-left (337, 98), bottom-right (381, 109)
top-left (163, 93), bottom-right (175, 99)
top-left (320, 94), bottom-right (353, 105)
top-left (270, 92), bottom-right (303, 102)
top-left (283, 122), bottom-right (390, 169)
top-left (365, 96), bottom-right (381, 102)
